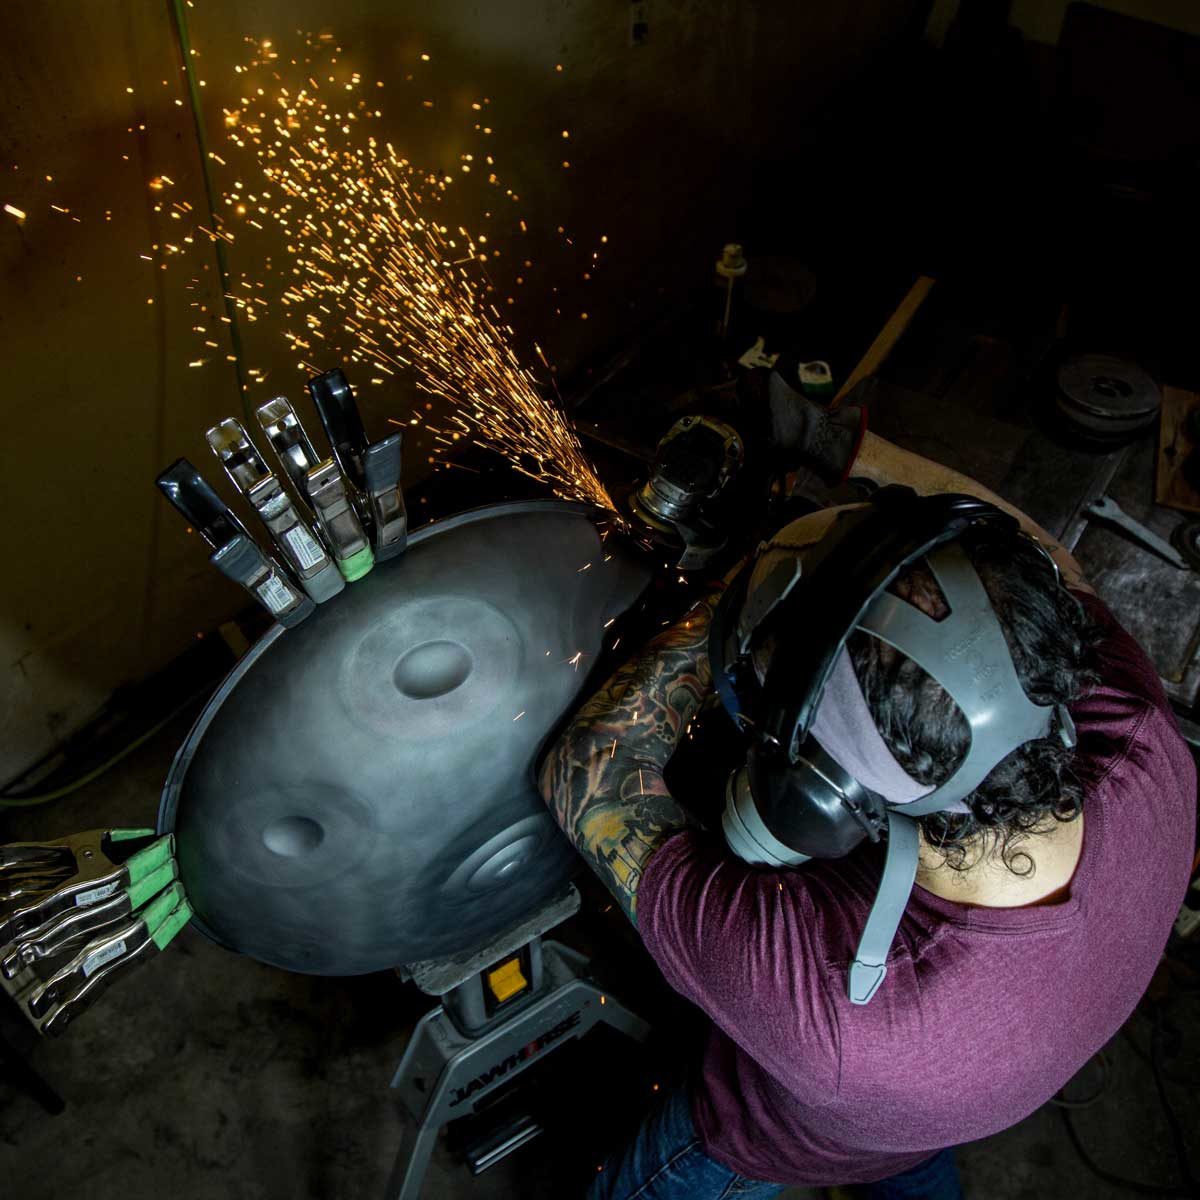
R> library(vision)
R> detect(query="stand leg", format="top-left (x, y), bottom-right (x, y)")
top-left (383, 1116), bottom-right (440, 1200)
top-left (549, 943), bottom-right (651, 1045)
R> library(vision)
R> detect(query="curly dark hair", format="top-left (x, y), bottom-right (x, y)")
top-left (847, 528), bottom-right (1100, 875)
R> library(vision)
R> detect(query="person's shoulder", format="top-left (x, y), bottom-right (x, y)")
top-left (1071, 590), bottom-right (1162, 704)
top-left (1067, 591), bottom-right (1194, 804)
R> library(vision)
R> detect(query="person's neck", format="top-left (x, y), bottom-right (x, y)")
top-left (913, 812), bottom-right (1085, 909)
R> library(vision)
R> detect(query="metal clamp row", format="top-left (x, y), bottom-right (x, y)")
top-left (0, 829), bottom-right (192, 1036)
top-left (156, 368), bottom-right (408, 627)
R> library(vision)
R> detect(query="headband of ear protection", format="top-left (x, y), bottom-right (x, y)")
top-left (708, 486), bottom-right (1077, 1005)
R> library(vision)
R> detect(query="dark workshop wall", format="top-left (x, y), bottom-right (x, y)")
top-left (0, 0), bottom-right (923, 780)
top-left (1008, 0), bottom-right (1200, 44)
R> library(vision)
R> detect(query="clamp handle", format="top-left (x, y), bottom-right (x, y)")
top-left (308, 368), bottom-right (368, 490)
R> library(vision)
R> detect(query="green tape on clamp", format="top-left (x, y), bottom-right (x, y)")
top-left (138, 882), bottom-right (184, 938)
top-left (126, 857), bottom-right (178, 910)
top-left (338, 544), bottom-right (375, 582)
top-left (110, 827), bottom-right (156, 842)
top-left (124, 834), bottom-right (174, 886)
top-left (152, 898), bottom-right (194, 951)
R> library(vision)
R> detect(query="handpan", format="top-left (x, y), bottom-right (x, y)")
top-left (159, 501), bottom-right (651, 976)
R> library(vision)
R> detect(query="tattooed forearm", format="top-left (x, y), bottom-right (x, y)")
top-left (539, 587), bottom-right (722, 922)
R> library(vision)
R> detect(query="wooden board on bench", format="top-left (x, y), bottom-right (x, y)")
top-left (1155, 386), bottom-right (1200, 515)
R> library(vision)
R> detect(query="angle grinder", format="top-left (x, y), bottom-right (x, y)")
top-left (629, 414), bottom-right (745, 570)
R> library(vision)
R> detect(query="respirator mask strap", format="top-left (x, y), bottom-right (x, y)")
top-left (848, 810), bottom-right (920, 1005)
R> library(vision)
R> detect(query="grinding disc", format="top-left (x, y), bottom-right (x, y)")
top-left (159, 501), bottom-right (651, 976)
top-left (1055, 353), bottom-right (1161, 443)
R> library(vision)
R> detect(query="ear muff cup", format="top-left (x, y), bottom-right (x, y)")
top-left (722, 765), bottom-right (810, 868)
top-left (746, 742), bottom-right (887, 860)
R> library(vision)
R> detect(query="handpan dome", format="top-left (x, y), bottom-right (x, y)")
top-left (159, 501), bottom-right (651, 975)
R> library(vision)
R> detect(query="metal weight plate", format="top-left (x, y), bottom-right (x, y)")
top-left (159, 501), bottom-right (651, 975)
top-left (1055, 353), bottom-right (1161, 441)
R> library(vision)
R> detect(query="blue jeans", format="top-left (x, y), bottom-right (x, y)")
top-left (586, 1086), bottom-right (964, 1200)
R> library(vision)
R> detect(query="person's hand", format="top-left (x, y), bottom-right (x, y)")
top-left (767, 359), bottom-right (867, 486)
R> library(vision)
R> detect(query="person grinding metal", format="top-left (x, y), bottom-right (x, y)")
top-left (539, 365), bottom-right (1196, 1199)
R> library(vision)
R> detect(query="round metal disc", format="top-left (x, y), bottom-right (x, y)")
top-left (160, 501), bottom-right (650, 976)
top-left (1056, 353), bottom-right (1161, 437)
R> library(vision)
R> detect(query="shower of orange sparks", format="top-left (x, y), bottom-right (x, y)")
top-left (23, 33), bottom-right (613, 511)
top-left (217, 35), bottom-right (614, 511)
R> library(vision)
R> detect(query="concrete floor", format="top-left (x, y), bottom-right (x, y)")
top-left (2, 711), bottom-right (1197, 1200)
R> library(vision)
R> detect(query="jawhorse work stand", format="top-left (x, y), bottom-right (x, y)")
top-left (384, 886), bottom-right (650, 1200)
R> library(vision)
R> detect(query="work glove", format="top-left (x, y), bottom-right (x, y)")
top-left (766, 358), bottom-right (867, 487)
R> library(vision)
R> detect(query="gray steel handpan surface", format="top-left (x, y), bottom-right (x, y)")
top-left (159, 501), bottom-right (650, 976)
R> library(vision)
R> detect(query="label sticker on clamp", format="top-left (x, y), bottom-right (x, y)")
top-left (82, 938), bottom-right (127, 978)
top-left (75, 881), bottom-right (121, 908)
top-left (284, 524), bottom-right (325, 571)
top-left (256, 574), bottom-right (294, 615)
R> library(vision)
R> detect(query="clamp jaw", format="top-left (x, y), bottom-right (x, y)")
top-left (256, 396), bottom-right (377, 580)
top-left (307, 369), bottom-right (409, 561)
top-left (206, 418), bottom-right (345, 604)
top-left (156, 458), bottom-right (315, 626)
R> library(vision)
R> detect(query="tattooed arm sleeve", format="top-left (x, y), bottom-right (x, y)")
top-left (538, 587), bottom-right (722, 924)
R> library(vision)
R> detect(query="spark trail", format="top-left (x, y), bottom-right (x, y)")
top-left (222, 39), bottom-right (613, 510)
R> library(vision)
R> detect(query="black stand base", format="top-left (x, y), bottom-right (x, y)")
top-left (385, 896), bottom-right (650, 1200)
